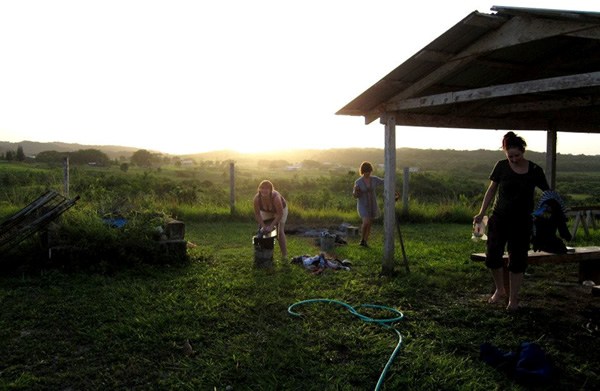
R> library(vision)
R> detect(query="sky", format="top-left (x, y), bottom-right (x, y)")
top-left (1, 0), bottom-right (600, 156)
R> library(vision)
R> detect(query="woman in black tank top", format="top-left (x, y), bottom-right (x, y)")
top-left (474, 132), bottom-right (549, 311)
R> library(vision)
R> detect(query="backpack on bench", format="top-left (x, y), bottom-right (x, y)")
top-left (531, 190), bottom-right (572, 254)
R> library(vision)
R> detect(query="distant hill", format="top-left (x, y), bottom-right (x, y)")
top-left (186, 147), bottom-right (600, 174)
top-left (1, 140), bottom-right (598, 173)
top-left (0, 140), bottom-right (146, 160)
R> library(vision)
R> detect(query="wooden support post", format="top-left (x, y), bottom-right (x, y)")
top-left (546, 130), bottom-right (557, 189)
top-left (381, 114), bottom-right (396, 276)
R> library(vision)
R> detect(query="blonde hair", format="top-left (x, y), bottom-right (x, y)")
top-left (257, 179), bottom-right (274, 192)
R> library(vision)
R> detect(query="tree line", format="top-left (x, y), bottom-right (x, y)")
top-left (0, 145), bottom-right (26, 162)
top-left (1, 147), bottom-right (183, 168)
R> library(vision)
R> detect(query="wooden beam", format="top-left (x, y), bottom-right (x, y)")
top-left (461, 16), bottom-right (600, 58)
top-left (385, 71), bottom-right (600, 111)
top-left (566, 25), bottom-right (600, 40)
top-left (383, 15), bottom-right (599, 106)
top-left (489, 96), bottom-right (598, 114)
top-left (413, 49), bottom-right (454, 63)
top-left (382, 57), bottom-right (473, 106)
top-left (388, 112), bottom-right (600, 132)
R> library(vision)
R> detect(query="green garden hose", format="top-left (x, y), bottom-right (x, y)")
top-left (288, 298), bottom-right (404, 391)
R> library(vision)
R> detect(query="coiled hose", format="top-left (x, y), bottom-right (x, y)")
top-left (288, 298), bottom-right (404, 391)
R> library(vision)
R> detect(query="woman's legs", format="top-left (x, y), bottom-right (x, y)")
top-left (485, 214), bottom-right (529, 310)
top-left (488, 263), bottom-right (525, 310)
top-left (277, 225), bottom-right (287, 258)
top-left (277, 207), bottom-right (289, 258)
top-left (488, 267), bottom-right (507, 303)
top-left (278, 230), bottom-right (287, 258)
top-left (507, 272), bottom-right (523, 311)
top-left (505, 221), bottom-right (529, 311)
top-left (360, 216), bottom-right (372, 245)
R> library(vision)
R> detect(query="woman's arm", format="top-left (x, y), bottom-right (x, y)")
top-left (474, 181), bottom-right (498, 223)
top-left (353, 182), bottom-right (361, 198)
top-left (269, 193), bottom-right (285, 228)
top-left (253, 195), bottom-right (263, 227)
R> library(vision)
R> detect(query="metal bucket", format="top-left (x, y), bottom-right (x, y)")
top-left (254, 247), bottom-right (274, 268)
top-left (254, 236), bottom-right (275, 268)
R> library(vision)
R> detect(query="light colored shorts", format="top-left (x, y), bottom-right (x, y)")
top-left (260, 206), bottom-right (288, 229)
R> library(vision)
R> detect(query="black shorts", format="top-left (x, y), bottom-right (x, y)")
top-left (485, 214), bottom-right (532, 273)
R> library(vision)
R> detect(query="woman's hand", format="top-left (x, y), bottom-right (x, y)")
top-left (262, 223), bottom-right (275, 233)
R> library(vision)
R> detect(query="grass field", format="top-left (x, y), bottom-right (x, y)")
top-left (1, 221), bottom-right (599, 390)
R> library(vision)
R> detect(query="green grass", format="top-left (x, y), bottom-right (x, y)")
top-left (0, 160), bottom-right (599, 389)
top-left (1, 222), bottom-right (599, 390)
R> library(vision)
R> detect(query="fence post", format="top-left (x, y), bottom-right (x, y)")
top-left (63, 157), bottom-right (69, 198)
top-left (229, 162), bottom-right (235, 215)
top-left (402, 167), bottom-right (409, 216)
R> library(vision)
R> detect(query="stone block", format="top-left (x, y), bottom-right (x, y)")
top-left (159, 239), bottom-right (188, 260)
top-left (165, 219), bottom-right (185, 240)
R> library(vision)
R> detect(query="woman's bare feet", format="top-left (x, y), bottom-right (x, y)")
top-left (506, 301), bottom-right (519, 311)
top-left (487, 290), bottom-right (506, 304)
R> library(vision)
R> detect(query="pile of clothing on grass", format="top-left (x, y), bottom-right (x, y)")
top-left (480, 341), bottom-right (553, 386)
top-left (291, 253), bottom-right (352, 274)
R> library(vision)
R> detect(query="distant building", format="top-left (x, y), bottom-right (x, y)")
top-left (181, 159), bottom-right (195, 166)
top-left (285, 164), bottom-right (301, 171)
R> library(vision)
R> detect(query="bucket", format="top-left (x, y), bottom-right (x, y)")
top-left (254, 236), bottom-right (275, 268)
top-left (254, 247), bottom-right (274, 268)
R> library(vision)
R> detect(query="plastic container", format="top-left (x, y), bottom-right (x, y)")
top-left (472, 216), bottom-right (488, 242)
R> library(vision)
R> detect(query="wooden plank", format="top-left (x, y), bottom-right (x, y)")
top-left (567, 205), bottom-right (600, 211)
top-left (384, 15), bottom-right (594, 107)
top-left (386, 71), bottom-right (600, 111)
top-left (471, 246), bottom-right (600, 265)
top-left (0, 192), bottom-right (80, 252)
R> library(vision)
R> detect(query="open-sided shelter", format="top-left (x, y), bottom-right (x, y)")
top-left (336, 5), bottom-right (600, 274)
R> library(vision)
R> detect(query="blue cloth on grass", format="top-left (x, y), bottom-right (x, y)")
top-left (480, 341), bottom-right (552, 385)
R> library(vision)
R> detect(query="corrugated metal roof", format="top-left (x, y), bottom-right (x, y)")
top-left (336, 5), bottom-right (600, 133)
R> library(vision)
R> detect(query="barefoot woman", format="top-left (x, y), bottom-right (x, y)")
top-left (474, 132), bottom-right (549, 311)
top-left (353, 161), bottom-right (384, 248)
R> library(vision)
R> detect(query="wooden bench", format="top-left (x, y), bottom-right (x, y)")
top-left (471, 246), bottom-right (600, 284)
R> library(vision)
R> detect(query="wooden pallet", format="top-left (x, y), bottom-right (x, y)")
top-left (0, 190), bottom-right (79, 253)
